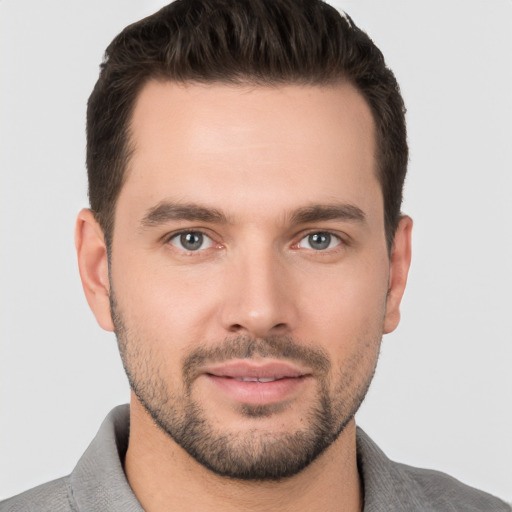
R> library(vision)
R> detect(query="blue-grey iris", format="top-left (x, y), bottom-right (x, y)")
top-left (308, 233), bottom-right (331, 250)
top-left (181, 232), bottom-right (203, 251)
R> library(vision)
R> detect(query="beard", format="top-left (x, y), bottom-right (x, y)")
top-left (110, 291), bottom-right (381, 481)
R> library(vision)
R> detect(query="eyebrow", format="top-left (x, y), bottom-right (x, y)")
top-left (139, 200), bottom-right (366, 229)
top-left (290, 203), bottom-right (366, 225)
top-left (140, 201), bottom-right (229, 228)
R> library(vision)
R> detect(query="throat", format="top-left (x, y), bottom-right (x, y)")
top-left (125, 396), bottom-right (362, 512)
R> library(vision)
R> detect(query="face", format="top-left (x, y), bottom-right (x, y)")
top-left (79, 81), bottom-right (411, 480)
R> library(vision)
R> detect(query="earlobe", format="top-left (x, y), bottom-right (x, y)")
top-left (75, 209), bottom-right (114, 332)
top-left (383, 215), bottom-right (413, 334)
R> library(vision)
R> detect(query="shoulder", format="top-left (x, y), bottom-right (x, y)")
top-left (356, 427), bottom-right (511, 511)
top-left (0, 405), bottom-right (141, 512)
top-left (394, 461), bottom-right (511, 511)
top-left (0, 477), bottom-right (76, 512)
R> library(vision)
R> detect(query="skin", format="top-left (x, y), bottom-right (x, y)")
top-left (76, 81), bottom-right (412, 512)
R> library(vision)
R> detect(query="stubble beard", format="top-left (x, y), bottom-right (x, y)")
top-left (110, 292), bottom-right (381, 481)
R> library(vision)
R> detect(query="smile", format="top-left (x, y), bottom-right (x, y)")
top-left (203, 360), bottom-right (309, 379)
top-left (232, 376), bottom-right (284, 382)
top-left (200, 360), bottom-right (312, 405)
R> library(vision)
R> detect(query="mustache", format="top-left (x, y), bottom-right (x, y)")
top-left (182, 335), bottom-right (331, 382)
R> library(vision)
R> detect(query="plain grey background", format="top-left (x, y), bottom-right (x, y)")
top-left (1, 0), bottom-right (511, 502)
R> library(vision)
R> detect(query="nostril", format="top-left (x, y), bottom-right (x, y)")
top-left (227, 322), bottom-right (288, 335)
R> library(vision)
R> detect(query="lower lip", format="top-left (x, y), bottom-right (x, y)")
top-left (204, 375), bottom-right (310, 405)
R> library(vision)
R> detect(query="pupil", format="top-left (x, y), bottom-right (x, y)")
top-left (181, 232), bottom-right (203, 250)
top-left (309, 233), bottom-right (330, 250)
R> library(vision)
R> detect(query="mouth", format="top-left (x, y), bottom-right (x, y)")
top-left (230, 376), bottom-right (293, 383)
top-left (200, 360), bottom-right (312, 405)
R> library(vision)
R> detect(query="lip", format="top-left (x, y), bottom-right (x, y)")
top-left (200, 360), bottom-right (312, 405)
top-left (203, 360), bottom-right (309, 379)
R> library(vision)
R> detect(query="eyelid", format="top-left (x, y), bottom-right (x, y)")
top-left (163, 227), bottom-right (214, 242)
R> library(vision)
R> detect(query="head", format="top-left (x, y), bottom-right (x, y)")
top-left (77, 0), bottom-right (412, 482)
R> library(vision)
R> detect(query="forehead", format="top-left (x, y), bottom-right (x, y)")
top-left (120, 80), bottom-right (381, 226)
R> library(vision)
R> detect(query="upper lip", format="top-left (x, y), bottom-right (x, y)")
top-left (202, 360), bottom-right (310, 379)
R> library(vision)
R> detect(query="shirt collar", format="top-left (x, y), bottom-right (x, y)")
top-left (70, 405), bottom-right (143, 511)
top-left (69, 404), bottom-right (425, 511)
top-left (356, 426), bottom-right (430, 511)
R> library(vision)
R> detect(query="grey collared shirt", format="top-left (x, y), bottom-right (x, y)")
top-left (1, 405), bottom-right (509, 511)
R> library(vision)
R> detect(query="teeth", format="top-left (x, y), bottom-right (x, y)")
top-left (234, 377), bottom-right (278, 382)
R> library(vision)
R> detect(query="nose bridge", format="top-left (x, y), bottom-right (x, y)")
top-left (221, 239), bottom-right (297, 337)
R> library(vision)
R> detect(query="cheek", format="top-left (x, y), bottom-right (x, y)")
top-left (293, 262), bottom-right (388, 384)
top-left (298, 260), bottom-right (389, 338)
top-left (110, 251), bottom-right (223, 354)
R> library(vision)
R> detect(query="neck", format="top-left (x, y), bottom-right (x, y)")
top-left (124, 396), bottom-right (363, 512)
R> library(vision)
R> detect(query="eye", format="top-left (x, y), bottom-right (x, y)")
top-left (297, 232), bottom-right (341, 251)
top-left (169, 231), bottom-right (214, 252)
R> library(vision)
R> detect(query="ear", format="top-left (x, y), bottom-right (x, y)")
top-left (383, 215), bottom-right (413, 334)
top-left (75, 209), bottom-right (114, 331)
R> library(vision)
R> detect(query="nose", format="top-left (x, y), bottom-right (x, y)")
top-left (220, 246), bottom-right (298, 338)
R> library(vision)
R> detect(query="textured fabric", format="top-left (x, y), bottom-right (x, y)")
top-left (356, 430), bottom-right (511, 511)
top-left (1, 405), bottom-right (509, 511)
top-left (1, 406), bottom-right (142, 512)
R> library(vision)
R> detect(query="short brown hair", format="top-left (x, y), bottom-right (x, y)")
top-left (87, 0), bottom-right (407, 250)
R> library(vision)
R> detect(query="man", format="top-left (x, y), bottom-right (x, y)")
top-left (1, 0), bottom-right (509, 510)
